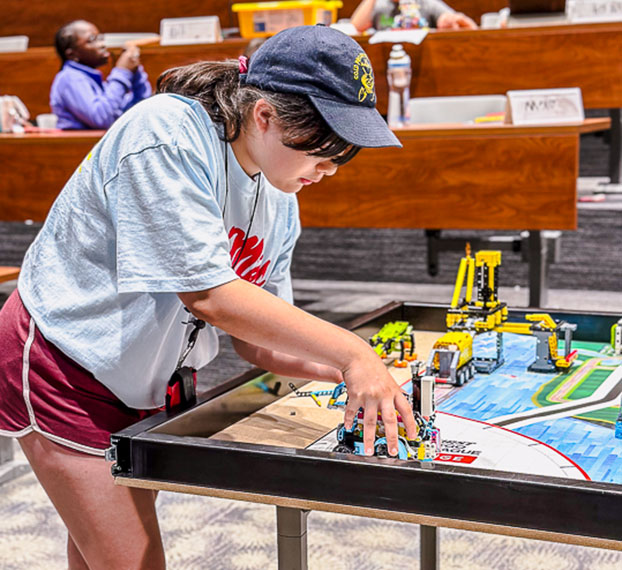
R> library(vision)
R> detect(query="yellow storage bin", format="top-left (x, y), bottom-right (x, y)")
top-left (232, 1), bottom-right (343, 39)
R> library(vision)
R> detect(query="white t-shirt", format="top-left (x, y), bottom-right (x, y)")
top-left (18, 94), bottom-right (301, 409)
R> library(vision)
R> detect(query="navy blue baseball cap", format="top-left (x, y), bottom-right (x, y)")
top-left (241, 25), bottom-right (401, 149)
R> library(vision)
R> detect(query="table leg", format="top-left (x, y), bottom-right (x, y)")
top-left (0, 436), bottom-right (28, 485)
top-left (609, 108), bottom-right (621, 185)
top-left (276, 506), bottom-right (309, 570)
top-left (420, 525), bottom-right (439, 570)
top-left (527, 230), bottom-right (548, 308)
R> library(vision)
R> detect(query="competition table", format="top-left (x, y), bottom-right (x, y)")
top-left (108, 301), bottom-right (622, 569)
top-left (0, 119), bottom-right (610, 306)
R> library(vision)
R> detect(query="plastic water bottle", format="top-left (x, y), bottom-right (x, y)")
top-left (387, 44), bottom-right (412, 128)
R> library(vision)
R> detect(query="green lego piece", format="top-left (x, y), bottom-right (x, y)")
top-left (369, 321), bottom-right (415, 357)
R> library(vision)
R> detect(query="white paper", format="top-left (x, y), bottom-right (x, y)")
top-left (567, 0), bottom-right (622, 22)
top-left (369, 29), bottom-right (429, 45)
top-left (507, 88), bottom-right (584, 126)
top-left (160, 16), bottom-right (222, 46)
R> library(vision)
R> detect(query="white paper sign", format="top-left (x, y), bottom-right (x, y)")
top-left (506, 88), bottom-right (584, 126)
top-left (0, 35), bottom-right (28, 53)
top-left (368, 29), bottom-right (429, 45)
top-left (160, 16), bottom-right (222, 46)
top-left (566, 0), bottom-right (622, 22)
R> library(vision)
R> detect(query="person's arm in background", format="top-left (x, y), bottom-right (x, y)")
top-left (351, 0), bottom-right (397, 32)
top-left (130, 65), bottom-right (152, 103)
top-left (350, 0), bottom-right (378, 32)
top-left (125, 45), bottom-right (152, 108)
top-left (420, 0), bottom-right (478, 28)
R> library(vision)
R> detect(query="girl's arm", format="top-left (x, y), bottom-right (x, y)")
top-left (231, 336), bottom-right (343, 383)
top-left (179, 279), bottom-right (416, 456)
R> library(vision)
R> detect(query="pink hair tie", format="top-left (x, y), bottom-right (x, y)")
top-left (238, 55), bottom-right (248, 73)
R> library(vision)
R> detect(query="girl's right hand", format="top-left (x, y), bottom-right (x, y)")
top-left (341, 353), bottom-right (417, 457)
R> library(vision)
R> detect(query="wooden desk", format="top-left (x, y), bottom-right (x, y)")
top-left (300, 119), bottom-right (609, 230)
top-left (4, 23), bottom-right (622, 118)
top-left (0, 0), bottom-right (241, 47)
top-left (0, 267), bottom-right (19, 282)
top-left (2, 120), bottom-right (607, 226)
top-left (298, 118), bottom-right (610, 305)
top-left (0, 0), bottom-right (367, 48)
top-left (0, 119), bottom-right (609, 305)
top-left (0, 131), bottom-right (103, 221)
top-left (361, 22), bottom-right (622, 113)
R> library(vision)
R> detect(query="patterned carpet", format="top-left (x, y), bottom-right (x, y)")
top-left (1, 459), bottom-right (622, 570)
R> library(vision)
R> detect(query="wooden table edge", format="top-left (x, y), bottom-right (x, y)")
top-left (393, 118), bottom-right (611, 140)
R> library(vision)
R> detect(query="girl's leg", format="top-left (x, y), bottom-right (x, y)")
top-left (19, 431), bottom-right (165, 570)
top-left (67, 535), bottom-right (89, 570)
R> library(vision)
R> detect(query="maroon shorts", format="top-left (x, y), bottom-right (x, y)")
top-left (0, 290), bottom-right (156, 455)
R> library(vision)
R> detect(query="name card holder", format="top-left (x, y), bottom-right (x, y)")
top-left (160, 16), bottom-right (222, 46)
top-left (505, 88), bottom-right (584, 126)
top-left (566, 0), bottom-right (622, 23)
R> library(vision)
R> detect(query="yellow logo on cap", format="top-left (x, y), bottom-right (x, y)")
top-left (353, 53), bottom-right (375, 103)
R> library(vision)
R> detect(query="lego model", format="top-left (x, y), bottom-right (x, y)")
top-left (288, 381), bottom-right (347, 408)
top-left (425, 331), bottom-right (475, 386)
top-left (612, 318), bottom-right (622, 357)
top-left (497, 313), bottom-right (578, 373)
top-left (369, 320), bottom-right (417, 368)
top-left (614, 321), bottom-right (622, 439)
top-left (441, 246), bottom-right (578, 378)
top-left (334, 361), bottom-right (441, 461)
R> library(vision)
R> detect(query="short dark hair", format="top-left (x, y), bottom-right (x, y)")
top-left (157, 61), bottom-right (360, 166)
top-left (54, 20), bottom-right (85, 62)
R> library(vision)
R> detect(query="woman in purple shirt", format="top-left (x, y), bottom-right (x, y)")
top-left (50, 20), bottom-right (152, 130)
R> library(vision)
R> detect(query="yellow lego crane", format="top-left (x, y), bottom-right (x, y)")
top-left (444, 246), bottom-right (578, 375)
top-left (446, 246), bottom-right (509, 334)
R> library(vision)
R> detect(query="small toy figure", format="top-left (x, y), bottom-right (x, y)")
top-left (612, 318), bottom-right (622, 357)
top-left (369, 320), bottom-right (417, 367)
top-left (392, 0), bottom-right (429, 29)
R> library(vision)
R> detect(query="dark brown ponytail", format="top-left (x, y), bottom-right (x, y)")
top-left (157, 60), bottom-right (360, 165)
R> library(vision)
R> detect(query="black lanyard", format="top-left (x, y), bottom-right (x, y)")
top-left (222, 142), bottom-right (262, 267)
top-left (176, 314), bottom-right (206, 370)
